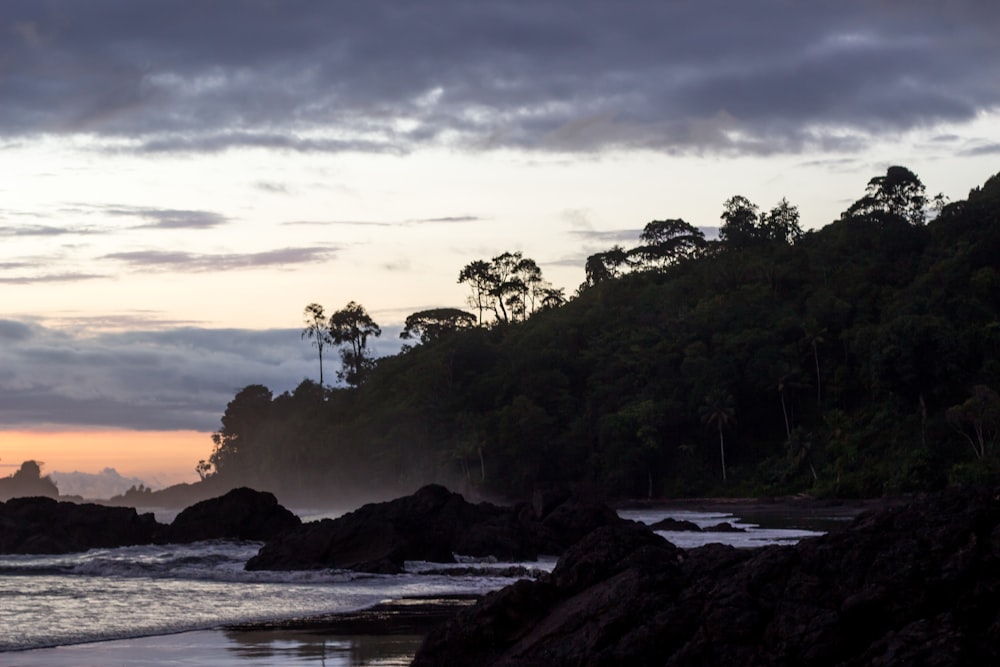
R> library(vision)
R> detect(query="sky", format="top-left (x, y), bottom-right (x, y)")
top-left (2, 1), bottom-right (999, 493)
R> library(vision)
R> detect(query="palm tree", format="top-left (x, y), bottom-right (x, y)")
top-left (700, 392), bottom-right (736, 482)
top-left (301, 303), bottom-right (331, 385)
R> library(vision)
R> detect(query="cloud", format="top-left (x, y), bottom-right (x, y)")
top-left (962, 143), bottom-right (1000, 156)
top-left (0, 224), bottom-right (97, 237)
top-left (49, 467), bottom-right (149, 499)
top-left (0, 272), bottom-right (109, 285)
top-left (569, 229), bottom-right (643, 244)
top-left (0, 320), bottom-right (404, 432)
top-left (101, 246), bottom-right (337, 271)
top-left (411, 216), bottom-right (484, 224)
top-left (102, 205), bottom-right (229, 229)
top-left (1, 1), bottom-right (996, 157)
top-left (0, 320), bottom-right (33, 342)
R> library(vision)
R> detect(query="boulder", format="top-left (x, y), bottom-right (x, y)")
top-left (0, 496), bottom-right (160, 554)
top-left (166, 486), bottom-right (300, 543)
top-left (413, 486), bottom-right (1000, 666)
top-left (247, 484), bottom-right (627, 573)
top-left (648, 516), bottom-right (702, 531)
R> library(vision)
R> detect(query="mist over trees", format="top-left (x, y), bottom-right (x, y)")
top-left (195, 166), bottom-right (1000, 503)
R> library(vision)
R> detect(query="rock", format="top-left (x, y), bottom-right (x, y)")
top-left (0, 488), bottom-right (302, 555)
top-left (649, 516), bottom-right (703, 531)
top-left (704, 521), bottom-right (745, 532)
top-left (0, 496), bottom-right (160, 554)
top-left (247, 484), bottom-right (627, 573)
top-left (166, 487), bottom-right (300, 543)
top-left (413, 486), bottom-right (1000, 666)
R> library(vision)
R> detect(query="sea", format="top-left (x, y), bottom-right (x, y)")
top-left (0, 504), bottom-right (844, 664)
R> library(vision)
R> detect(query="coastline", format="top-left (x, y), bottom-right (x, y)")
top-left (5, 596), bottom-right (477, 667)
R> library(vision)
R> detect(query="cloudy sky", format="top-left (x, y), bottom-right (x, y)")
top-left (2, 1), bottom-right (999, 489)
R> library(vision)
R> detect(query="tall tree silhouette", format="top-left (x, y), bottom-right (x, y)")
top-left (700, 392), bottom-right (736, 482)
top-left (329, 301), bottom-right (381, 386)
top-left (301, 303), bottom-right (331, 385)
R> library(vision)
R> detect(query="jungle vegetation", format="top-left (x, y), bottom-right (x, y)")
top-left (196, 167), bottom-right (1000, 503)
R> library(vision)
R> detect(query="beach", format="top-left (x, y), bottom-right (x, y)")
top-left (5, 597), bottom-right (474, 667)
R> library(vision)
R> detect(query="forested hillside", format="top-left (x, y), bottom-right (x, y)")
top-left (193, 168), bottom-right (1000, 503)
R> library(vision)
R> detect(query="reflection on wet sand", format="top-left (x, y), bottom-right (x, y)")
top-left (223, 628), bottom-right (423, 666)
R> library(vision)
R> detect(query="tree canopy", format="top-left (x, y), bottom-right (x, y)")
top-left (196, 167), bottom-right (1000, 505)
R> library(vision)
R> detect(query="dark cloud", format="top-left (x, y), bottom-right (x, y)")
top-left (0, 320), bottom-right (405, 431)
top-left (0, 319), bottom-right (33, 342)
top-left (101, 246), bottom-right (337, 271)
top-left (2, 1), bottom-right (995, 156)
top-left (963, 143), bottom-right (1000, 156)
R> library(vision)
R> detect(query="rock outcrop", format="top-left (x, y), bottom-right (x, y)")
top-left (166, 487), bottom-right (301, 542)
top-left (246, 483), bottom-right (625, 573)
top-left (0, 496), bottom-right (160, 554)
top-left (0, 487), bottom-right (301, 554)
top-left (413, 486), bottom-right (1000, 666)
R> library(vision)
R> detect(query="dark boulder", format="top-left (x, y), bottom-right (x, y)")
top-left (166, 487), bottom-right (300, 543)
top-left (247, 484), bottom-right (627, 573)
top-left (0, 496), bottom-right (160, 554)
top-left (413, 486), bottom-right (1000, 666)
top-left (704, 521), bottom-right (745, 533)
top-left (648, 516), bottom-right (702, 531)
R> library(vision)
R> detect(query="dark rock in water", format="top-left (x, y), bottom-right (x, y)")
top-left (649, 516), bottom-right (703, 531)
top-left (0, 496), bottom-right (159, 554)
top-left (703, 521), bottom-right (745, 533)
top-left (167, 487), bottom-right (301, 543)
top-left (413, 486), bottom-right (1000, 666)
top-left (246, 484), bottom-right (626, 573)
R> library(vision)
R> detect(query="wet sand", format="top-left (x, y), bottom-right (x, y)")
top-left (4, 597), bottom-right (477, 667)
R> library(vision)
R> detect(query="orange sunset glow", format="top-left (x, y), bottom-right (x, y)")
top-left (0, 430), bottom-right (211, 488)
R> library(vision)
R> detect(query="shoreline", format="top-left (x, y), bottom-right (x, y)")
top-left (5, 596), bottom-right (478, 666)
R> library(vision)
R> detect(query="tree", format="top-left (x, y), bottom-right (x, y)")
top-left (946, 385), bottom-right (1000, 462)
top-left (458, 251), bottom-right (550, 323)
top-left (538, 286), bottom-right (567, 310)
top-left (843, 165), bottom-right (928, 225)
top-left (329, 301), bottom-right (382, 386)
top-left (195, 459), bottom-right (213, 480)
top-left (209, 384), bottom-right (273, 477)
top-left (802, 321), bottom-right (826, 407)
top-left (583, 245), bottom-right (629, 288)
top-left (629, 218), bottom-right (707, 269)
top-left (457, 260), bottom-right (493, 324)
top-left (700, 391), bottom-right (735, 482)
top-left (760, 198), bottom-right (803, 244)
top-left (401, 308), bottom-right (477, 344)
top-left (718, 195), bottom-right (761, 248)
top-left (301, 303), bottom-right (331, 385)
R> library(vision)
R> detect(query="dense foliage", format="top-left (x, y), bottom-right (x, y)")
top-left (202, 168), bottom-right (1000, 502)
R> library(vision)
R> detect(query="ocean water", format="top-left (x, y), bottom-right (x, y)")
top-left (0, 505), bottom-right (833, 658)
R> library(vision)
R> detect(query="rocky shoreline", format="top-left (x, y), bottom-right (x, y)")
top-left (413, 485), bottom-right (1000, 666)
top-left (5, 483), bottom-right (997, 665)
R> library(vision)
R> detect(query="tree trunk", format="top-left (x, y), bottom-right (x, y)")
top-left (812, 342), bottom-right (822, 406)
top-left (780, 390), bottom-right (791, 438)
top-left (919, 392), bottom-right (927, 450)
top-left (718, 424), bottom-right (727, 482)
